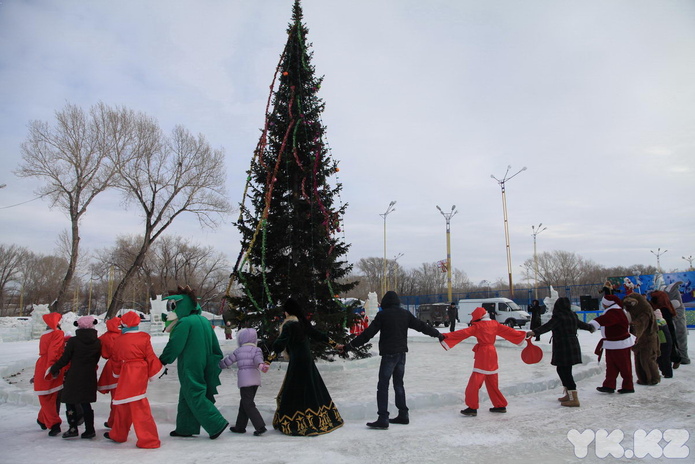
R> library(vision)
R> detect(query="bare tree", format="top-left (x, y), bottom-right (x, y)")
top-left (18, 252), bottom-right (69, 310)
top-left (15, 102), bottom-right (124, 312)
top-left (0, 244), bottom-right (30, 310)
top-left (410, 262), bottom-right (448, 295)
top-left (355, 257), bottom-right (384, 294)
top-left (105, 121), bottom-right (231, 318)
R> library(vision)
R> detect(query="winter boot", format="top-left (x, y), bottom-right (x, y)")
top-left (81, 406), bottom-right (95, 438)
top-left (460, 408), bottom-right (477, 417)
top-left (366, 415), bottom-right (389, 429)
top-left (210, 422), bottom-right (229, 440)
top-left (557, 387), bottom-right (569, 402)
top-left (37, 419), bottom-right (47, 430)
top-left (62, 427), bottom-right (79, 438)
top-left (561, 390), bottom-right (580, 407)
top-left (389, 410), bottom-right (409, 425)
top-left (48, 424), bottom-right (61, 437)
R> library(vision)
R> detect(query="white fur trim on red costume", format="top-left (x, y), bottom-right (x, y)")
top-left (472, 367), bottom-right (499, 375)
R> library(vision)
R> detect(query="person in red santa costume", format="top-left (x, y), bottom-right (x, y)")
top-left (105, 311), bottom-right (165, 448)
top-left (588, 295), bottom-right (635, 394)
top-left (33, 312), bottom-right (68, 437)
top-left (441, 307), bottom-right (526, 416)
top-left (97, 316), bottom-right (121, 428)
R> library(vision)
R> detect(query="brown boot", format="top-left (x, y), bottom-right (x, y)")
top-left (561, 390), bottom-right (580, 407)
top-left (557, 387), bottom-right (569, 402)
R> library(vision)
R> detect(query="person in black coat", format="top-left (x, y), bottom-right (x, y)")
top-left (50, 315), bottom-right (102, 439)
top-left (340, 291), bottom-right (444, 429)
top-left (528, 300), bottom-right (544, 341)
top-left (527, 297), bottom-right (594, 407)
top-left (447, 302), bottom-right (459, 332)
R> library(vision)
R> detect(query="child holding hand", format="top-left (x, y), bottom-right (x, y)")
top-left (220, 328), bottom-right (269, 436)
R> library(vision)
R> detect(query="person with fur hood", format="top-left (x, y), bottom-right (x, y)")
top-left (623, 293), bottom-right (660, 386)
top-left (219, 328), bottom-right (269, 436)
top-left (49, 315), bottom-right (101, 439)
top-left (649, 290), bottom-right (679, 375)
top-left (33, 312), bottom-right (67, 437)
top-left (589, 295), bottom-right (635, 394)
top-left (104, 311), bottom-right (164, 448)
top-left (441, 306), bottom-right (526, 416)
top-left (97, 316), bottom-right (121, 428)
top-left (527, 297), bottom-right (595, 407)
top-left (664, 281), bottom-right (690, 364)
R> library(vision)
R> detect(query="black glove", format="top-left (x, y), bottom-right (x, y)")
top-left (437, 333), bottom-right (445, 342)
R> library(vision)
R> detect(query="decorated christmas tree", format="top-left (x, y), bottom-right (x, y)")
top-left (226, 0), bottom-right (367, 359)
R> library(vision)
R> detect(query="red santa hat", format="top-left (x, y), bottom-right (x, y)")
top-left (601, 295), bottom-right (623, 309)
top-left (470, 307), bottom-right (488, 322)
top-left (105, 316), bottom-right (122, 333)
top-left (120, 311), bottom-right (141, 328)
top-left (75, 315), bottom-right (98, 330)
top-left (42, 312), bottom-right (62, 330)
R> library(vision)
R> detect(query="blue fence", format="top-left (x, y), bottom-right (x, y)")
top-left (400, 284), bottom-right (695, 328)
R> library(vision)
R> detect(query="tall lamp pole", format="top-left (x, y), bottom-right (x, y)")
top-left (392, 252), bottom-right (404, 292)
top-left (491, 166), bottom-right (527, 298)
top-left (531, 223), bottom-right (547, 299)
top-left (651, 248), bottom-right (668, 272)
top-left (380, 201), bottom-right (396, 297)
top-left (681, 255), bottom-right (693, 271)
top-left (437, 205), bottom-right (458, 303)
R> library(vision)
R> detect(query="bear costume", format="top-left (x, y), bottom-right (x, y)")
top-left (623, 293), bottom-right (660, 386)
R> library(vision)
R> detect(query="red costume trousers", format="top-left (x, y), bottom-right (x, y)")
top-left (37, 392), bottom-right (61, 428)
top-left (465, 371), bottom-right (507, 410)
top-left (110, 398), bottom-right (160, 448)
top-left (105, 390), bottom-right (116, 428)
top-left (603, 348), bottom-right (634, 390)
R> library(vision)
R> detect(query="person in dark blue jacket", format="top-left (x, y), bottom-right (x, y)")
top-left (340, 291), bottom-right (444, 429)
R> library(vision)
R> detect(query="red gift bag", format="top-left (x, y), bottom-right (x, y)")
top-left (521, 338), bottom-right (543, 364)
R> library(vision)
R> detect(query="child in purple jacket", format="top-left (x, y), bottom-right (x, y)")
top-left (219, 328), bottom-right (269, 436)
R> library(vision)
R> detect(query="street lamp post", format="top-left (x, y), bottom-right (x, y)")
top-left (682, 255), bottom-right (694, 271)
top-left (437, 205), bottom-right (458, 304)
top-left (650, 248), bottom-right (668, 272)
top-left (392, 252), bottom-right (404, 292)
top-left (380, 201), bottom-right (396, 297)
top-left (491, 166), bottom-right (527, 298)
top-left (531, 223), bottom-right (547, 299)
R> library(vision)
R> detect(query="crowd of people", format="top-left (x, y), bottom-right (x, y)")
top-left (31, 285), bottom-right (690, 447)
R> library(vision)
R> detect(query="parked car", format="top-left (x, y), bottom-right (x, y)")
top-left (458, 298), bottom-right (530, 328)
top-left (415, 303), bottom-right (450, 327)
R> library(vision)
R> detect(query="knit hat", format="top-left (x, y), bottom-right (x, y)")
top-left (75, 315), bottom-right (98, 330)
top-left (380, 291), bottom-right (400, 309)
top-left (470, 307), bottom-right (487, 322)
top-left (601, 295), bottom-right (623, 309)
top-left (120, 311), bottom-right (141, 328)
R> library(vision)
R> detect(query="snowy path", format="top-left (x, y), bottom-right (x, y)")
top-left (1, 328), bottom-right (693, 463)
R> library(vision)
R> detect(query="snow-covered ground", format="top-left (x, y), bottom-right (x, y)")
top-left (0, 319), bottom-right (693, 464)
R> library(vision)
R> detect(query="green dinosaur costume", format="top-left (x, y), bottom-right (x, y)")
top-left (159, 288), bottom-right (228, 438)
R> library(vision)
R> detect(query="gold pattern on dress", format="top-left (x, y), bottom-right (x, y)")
top-left (272, 401), bottom-right (343, 436)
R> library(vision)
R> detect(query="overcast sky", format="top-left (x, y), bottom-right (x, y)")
top-left (1, 0), bottom-right (694, 287)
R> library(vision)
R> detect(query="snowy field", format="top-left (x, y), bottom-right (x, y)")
top-left (0, 318), bottom-right (693, 464)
